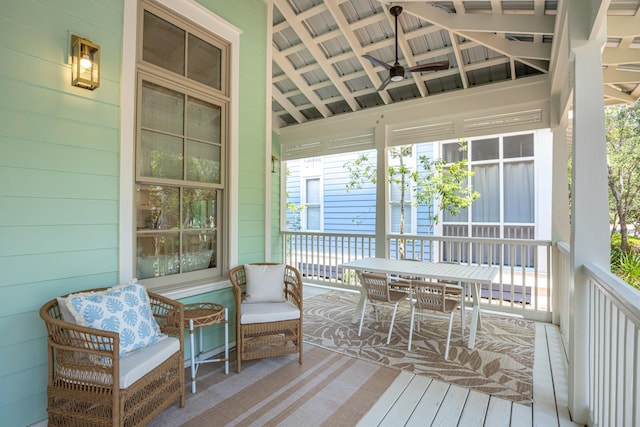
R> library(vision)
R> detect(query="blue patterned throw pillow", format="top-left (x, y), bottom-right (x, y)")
top-left (66, 281), bottom-right (163, 356)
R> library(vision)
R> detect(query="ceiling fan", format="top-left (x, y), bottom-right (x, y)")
top-left (363, 5), bottom-right (449, 91)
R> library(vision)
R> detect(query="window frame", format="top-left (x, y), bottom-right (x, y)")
top-left (441, 132), bottom-right (535, 239)
top-left (119, 0), bottom-right (241, 293)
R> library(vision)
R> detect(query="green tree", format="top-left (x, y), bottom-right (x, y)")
top-left (344, 143), bottom-right (478, 257)
top-left (606, 101), bottom-right (640, 252)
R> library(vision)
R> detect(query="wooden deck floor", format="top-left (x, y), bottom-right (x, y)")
top-left (304, 285), bottom-right (583, 427)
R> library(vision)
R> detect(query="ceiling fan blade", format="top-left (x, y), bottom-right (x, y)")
top-left (408, 60), bottom-right (450, 73)
top-left (363, 54), bottom-right (392, 70)
top-left (377, 76), bottom-right (391, 91)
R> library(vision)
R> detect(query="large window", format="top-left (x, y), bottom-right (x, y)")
top-left (442, 133), bottom-right (535, 265)
top-left (135, 2), bottom-right (228, 285)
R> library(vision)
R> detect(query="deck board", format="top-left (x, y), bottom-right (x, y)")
top-left (379, 375), bottom-right (431, 426)
top-left (404, 380), bottom-right (451, 427)
top-left (457, 390), bottom-right (490, 427)
top-left (304, 285), bottom-right (585, 427)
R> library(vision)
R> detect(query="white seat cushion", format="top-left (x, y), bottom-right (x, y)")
top-left (119, 336), bottom-right (180, 388)
top-left (240, 301), bottom-right (300, 325)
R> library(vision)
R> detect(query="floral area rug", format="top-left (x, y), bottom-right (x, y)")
top-left (303, 290), bottom-right (535, 405)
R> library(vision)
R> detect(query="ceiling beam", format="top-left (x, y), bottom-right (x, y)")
top-left (400, 2), bottom-right (555, 34)
top-left (603, 85), bottom-right (636, 103)
top-left (602, 47), bottom-right (640, 65)
top-left (272, 48), bottom-right (332, 117)
top-left (607, 16), bottom-right (640, 38)
top-left (273, 88), bottom-right (307, 124)
top-left (402, 3), bottom-right (549, 73)
top-left (274, 0), bottom-right (360, 112)
top-left (324, 1), bottom-right (393, 102)
top-left (603, 69), bottom-right (640, 84)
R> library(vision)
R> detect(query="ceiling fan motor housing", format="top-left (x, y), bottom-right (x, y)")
top-left (390, 65), bottom-right (405, 82)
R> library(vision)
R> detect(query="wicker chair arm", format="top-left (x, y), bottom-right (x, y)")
top-left (148, 291), bottom-right (184, 339)
top-left (284, 265), bottom-right (303, 308)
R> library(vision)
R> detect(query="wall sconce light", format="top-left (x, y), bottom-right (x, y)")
top-left (271, 155), bottom-right (280, 174)
top-left (71, 35), bottom-right (100, 90)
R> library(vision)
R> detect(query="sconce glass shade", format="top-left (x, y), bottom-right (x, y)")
top-left (271, 155), bottom-right (280, 174)
top-left (71, 35), bottom-right (100, 90)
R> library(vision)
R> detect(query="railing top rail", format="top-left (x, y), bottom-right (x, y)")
top-left (556, 241), bottom-right (571, 255)
top-left (386, 233), bottom-right (553, 246)
top-left (282, 231), bottom-right (375, 238)
top-left (282, 230), bottom-right (554, 246)
top-left (584, 263), bottom-right (640, 327)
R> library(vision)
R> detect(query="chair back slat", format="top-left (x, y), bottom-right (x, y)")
top-left (412, 281), bottom-right (446, 311)
top-left (359, 272), bottom-right (391, 302)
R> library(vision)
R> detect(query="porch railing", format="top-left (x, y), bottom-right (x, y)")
top-left (584, 263), bottom-right (640, 427)
top-left (282, 231), bottom-right (553, 321)
top-left (556, 242), bottom-right (639, 426)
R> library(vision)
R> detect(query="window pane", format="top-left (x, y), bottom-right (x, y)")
top-left (187, 96), bottom-right (221, 142)
top-left (140, 131), bottom-right (184, 180)
top-left (182, 188), bottom-right (217, 229)
top-left (306, 178), bottom-right (320, 204)
top-left (143, 11), bottom-right (185, 75)
top-left (390, 179), bottom-right (411, 203)
top-left (136, 184), bottom-right (180, 230)
top-left (471, 138), bottom-right (499, 161)
top-left (472, 164), bottom-right (500, 222)
top-left (186, 140), bottom-right (220, 183)
top-left (504, 161), bottom-right (534, 222)
top-left (182, 231), bottom-right (215, 272)
top-left (442, 142), bottom-right (468, 163)
top-left (141, 81), bottom-right (184, 135)
top-left (504, 134), bottom-right (534, 158)
top-left (444, 206), bottom-right (468, 222)
top-left (390, 204), bottom-right (412, 233)
top-left (306, 206), bottom-right (320, 230)
top-left (188, 34), bottom-right (222, 89)
top-left (136, 233), bottom-right (180, 279)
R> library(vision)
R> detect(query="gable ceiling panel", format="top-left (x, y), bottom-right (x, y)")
top-left (272, 0), bottom-right (640, 131)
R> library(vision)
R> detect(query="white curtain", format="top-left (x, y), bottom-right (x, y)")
top-left (472, 164), bottom-right (500, 222)
top-left (503, 161), bottom-right (534, 222)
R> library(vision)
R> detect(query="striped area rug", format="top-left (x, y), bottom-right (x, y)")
top-left (149, 344), bottom-right (400, 427)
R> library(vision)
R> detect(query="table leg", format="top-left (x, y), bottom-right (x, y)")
top-left (468, 282), bottom-right (481, 349)
top-left (351, 289), bottom-right (366, 324)
top-left (189, 318), bottom-right (196, 393)
top-left (460, 284), bottom-right (466, 340)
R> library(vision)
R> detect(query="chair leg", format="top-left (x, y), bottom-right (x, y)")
top-left (386, 301), bottom-right (400, 344)
top-left (445, 311), bottom-right (455, 360)
top-left (408, 306), bottom-right (416, 351)
top-left (358, 299), bottom-right (368, 336)
top-left (460, 287), bottom-right (466, 340)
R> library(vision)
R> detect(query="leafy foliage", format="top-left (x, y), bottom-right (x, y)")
top-left (606, 101), bottom-right (640, 252)
top-left (611, 234), bottom-right (640, 291)
top-left (344, 144), bottom-right (479, 234)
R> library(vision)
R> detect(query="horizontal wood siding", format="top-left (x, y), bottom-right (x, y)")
top-left (0, 1), bottom-right (124, 424)
top-left (0, 0), bottom-right (269, 425)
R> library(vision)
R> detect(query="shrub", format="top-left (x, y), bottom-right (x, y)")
top-left (611, 234), bottom-right (640, 291)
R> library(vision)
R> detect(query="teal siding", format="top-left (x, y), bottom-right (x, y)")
top-left (0, 0), bottom-right (269, 425)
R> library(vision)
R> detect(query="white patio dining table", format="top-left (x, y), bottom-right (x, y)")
top-left (340, 257), bottom-right (499, 349)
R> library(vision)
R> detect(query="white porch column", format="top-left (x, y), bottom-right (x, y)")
top-left (568, 2), bottom-right (610, 422)
top-left (374, 121), bottom-right (388, 258)
top-left (551, 122), bottom-right (570, 326)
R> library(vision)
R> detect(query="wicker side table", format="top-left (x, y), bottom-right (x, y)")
top-left (184, 303), bottom-right (229, 393)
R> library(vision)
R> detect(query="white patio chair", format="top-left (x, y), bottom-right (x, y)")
top-left (408, 280), bottom-right (460, 360)
top-left (358, 271), bottom-right (408, 344)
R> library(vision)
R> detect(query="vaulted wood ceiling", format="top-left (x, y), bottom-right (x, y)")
top-left (271, 0), bottom-right (640, 131)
